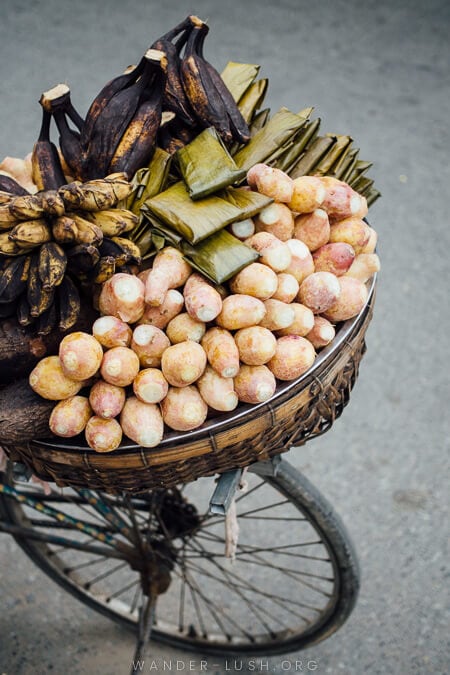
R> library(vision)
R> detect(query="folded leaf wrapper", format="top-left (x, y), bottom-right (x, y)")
top-left (176, 127), bottom-right (246, 200)
top-left (143, 182), bottom-right (271, 244)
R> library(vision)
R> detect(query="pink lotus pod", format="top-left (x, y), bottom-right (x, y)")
top-left (276, 303), bottom-right (315, 337)
top-left (49, 396), bottom-right (92, 437)
top-left (234, 326), bottom-right (277, 365)
top-left (201, 327), bottom-right (240, 378)
top-left (133, 368), bottom-right (168, 404)
top-left (59, 331), bottom-right (103, 381)
top-left (284, 239), bottom-right (315, 283)
top-left (216, 294), bottom-right (266, 330)
top-left (161, 341), bottom-right (207, 387)
top-left (272, 273), bottom-right (300, 303)
top-left (197, 366), bottom-right (238, 411)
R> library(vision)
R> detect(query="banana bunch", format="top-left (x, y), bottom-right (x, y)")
top-left (80, 50), bottom-right (167, 180)
top-left (0, 172), bottom-right (141, 333)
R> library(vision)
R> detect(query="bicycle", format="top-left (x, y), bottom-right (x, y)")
top-left (0, 278), bottom-right (374, 670)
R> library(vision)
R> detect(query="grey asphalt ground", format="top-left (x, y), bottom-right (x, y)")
top-left (0, 0), bottom-right (449, 673)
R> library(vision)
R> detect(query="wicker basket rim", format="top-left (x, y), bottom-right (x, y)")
top-left (32, 275), bottom-right (376, 455)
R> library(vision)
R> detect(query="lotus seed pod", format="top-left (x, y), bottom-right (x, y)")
top-left (234, 365), bottom-right (276, 404)
top-left (268, 336), bottom-right (316, 381)
top-left (161, 386), bottom-right (208, 431)
top-left (49, 396), bottom-right (92, 437)
top-left (59, 331), bottom-right (103, 381)
top-left (161, 341), bottom-right (207, 387)
top-left (120, 397), bottom-right (164, 447)
top-left (92, 315), bottom-right (132, 348)
top-left (100, 347), bottom-right (140, 387)
top-left (293, 209), bottom-right (330, 251)
top-left (288, 176), bottom-right (326, 213)
top-left (88, 381), bottom-right (126, 419)
top-left (254, 202), bottom-right (294, 241)
top-left (234, 326), bottom-right (277, 365)
top-left (201, 327), bottom-right (240, 378)
top-left (297, 272), bottom-right (341, 314)
top-left (85, 416), bottom-right (123, 452)
top-left (131, 324), bottom-right (171, 367)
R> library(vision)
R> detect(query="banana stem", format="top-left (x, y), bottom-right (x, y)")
top-left (159, 16), bottom-right (193, 42)
top-left (37, 109), bottom-right (52, 143)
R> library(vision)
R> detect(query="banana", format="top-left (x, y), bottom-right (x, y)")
top-left (36, 301), bottom-right (58, 336)
top-left (31, 109), bottom-right (66, 191)
top-left (7, 191), bottom-right (64, 220)
top-left (38, 190), bottom-right (66, 216)
top-left (38, 242), bottom-right (67, 290)
top-left (8, 219), bottom-right (52, 246)
top-left (66, 243), bottom-right (100, 275)
top-left (0, 175), bottom-right (29, 196)
top-left (110, 236), bottom-right (142, 264)
top-left (17, 293), bottom-right (34, 326)
top-left (58, 173), bottom-right (132, 211)
top-left (0, 201), bottom-right (19, 223)
top-left (0, 255), bottom-right (31, 301)
top-left (57, 275), bottom-right (81, 331)
top-left (88, 255), bottom-right (116, 284)
top-left (82, 52), bottom-right (161, 180)
top-left (0, 232), bottom-right (32, 256)
top-left (27, 252), bottom-right (55, 317)
top-left (52, 215), bottom-right (79, 244)
top-left (108, 52), bottom-right (167, 178)
top-left (180, 23), bottom-right (233, 143)
top-left (83, 208), bottom-right (138, 236)
top-left (201, 62), bottom-right (250, 145)
top-left (54, 109), bottom-right (84, 180)
top-left (98, 237), bottom-right (130, 266)
top-left (151, 17), bottom-right (196, 126)
top-left (80, 55), bottom-right (148, 152)
top-left (65, 212), bottom-right (103, 245)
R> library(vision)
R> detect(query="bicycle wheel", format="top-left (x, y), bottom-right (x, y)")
top-left (0, 458), bottom-right (359, 655)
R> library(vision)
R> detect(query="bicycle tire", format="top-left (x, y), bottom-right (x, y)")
top-left (0, 459), bottom-right (360, 655)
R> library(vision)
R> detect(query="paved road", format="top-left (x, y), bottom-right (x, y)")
top-left (0, 0), bottom-right (449, 673)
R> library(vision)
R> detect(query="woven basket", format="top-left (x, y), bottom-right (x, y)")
top-left (7, 279), bottom-right (376, 494)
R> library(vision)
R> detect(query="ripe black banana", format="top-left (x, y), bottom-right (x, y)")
top-left (57, 275), bottom-right (81, 331)
top-left (16, 293), bottom-right (34, 326)
top-left (36, 301), bottom-right (58, 336)
top-left (0, 175), bottom-right (29, 196)
top-left (88, 255), bottom-right (116, 284)
top-left (38, 242), bottom-right (67, 290)
top-left (83, 52), bottom-right (160, 179)
top-left (53, 108), bottom-right (84, 181)
top-left (7, 191), bottom-right (65, 220)
top-left (80, 55), bottom-right (148, 152)
top-left (151, 17), bottom-right (196, 126)
top-left (0, 232), bottom-right (33, 256)
top-left (58, 173), bottom-right (132, 211)
top-left (180, 22), bottom-right (233, 143)
top-left (108, 51), bottom-right (167, 178)
top-left (201, 60), bottom-right (250, 145)
top-left (8, 219), bottom-right (52, 246)
top-left (0, 254), bottom-right (30, 301)
top-left (52, 215), bottom-right (79, 244)
top-left (27, 252), bottom-right (55, 317)
top-left (83, 208), bottom-right (138, 236)
top-left (65, 212), bottom-right (103, 245)
top-left (110, 236), bottom-right (142, 265)
top-left (98, 237), bottom-right (130, 266)
top-left (66, 243), bottom-right (101, 275)
top-left (31, 108), bottom-right (66, 191)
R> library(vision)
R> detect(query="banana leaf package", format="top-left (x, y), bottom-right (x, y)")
top-left (143, 181), bottom-right (271, 244)
top-left (176, 127), bottom-right (246, 200)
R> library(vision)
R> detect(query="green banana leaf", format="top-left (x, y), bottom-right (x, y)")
top-left (181, 229), bottom-right (259, 283)
top-left (279, 118), bottom-right (321, 174)
top-left (220, 62), bottom-right (260, 102)
top-left (176, 127), bottom-right (246, 200)
top-left (143, 182), bottom-right (265, 244)
top-left (237, 79), bottom-right (269, 124)
top-left (233, 107), bottom-right (310, 172)
top-left (366, 189), bottom-right (381, 206)
top-left (220, 187), bottom-right (272, 219)
top-left (313, 135), bottom-right (352, 176)
top-left (250, 108), bottom-right (271, 135)
top-left (289, 135), bottom-right (335, 178)
top-left (333, 147), bottom-right (359, 181)
top-left (126, 148), bottom-right (172, 216)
